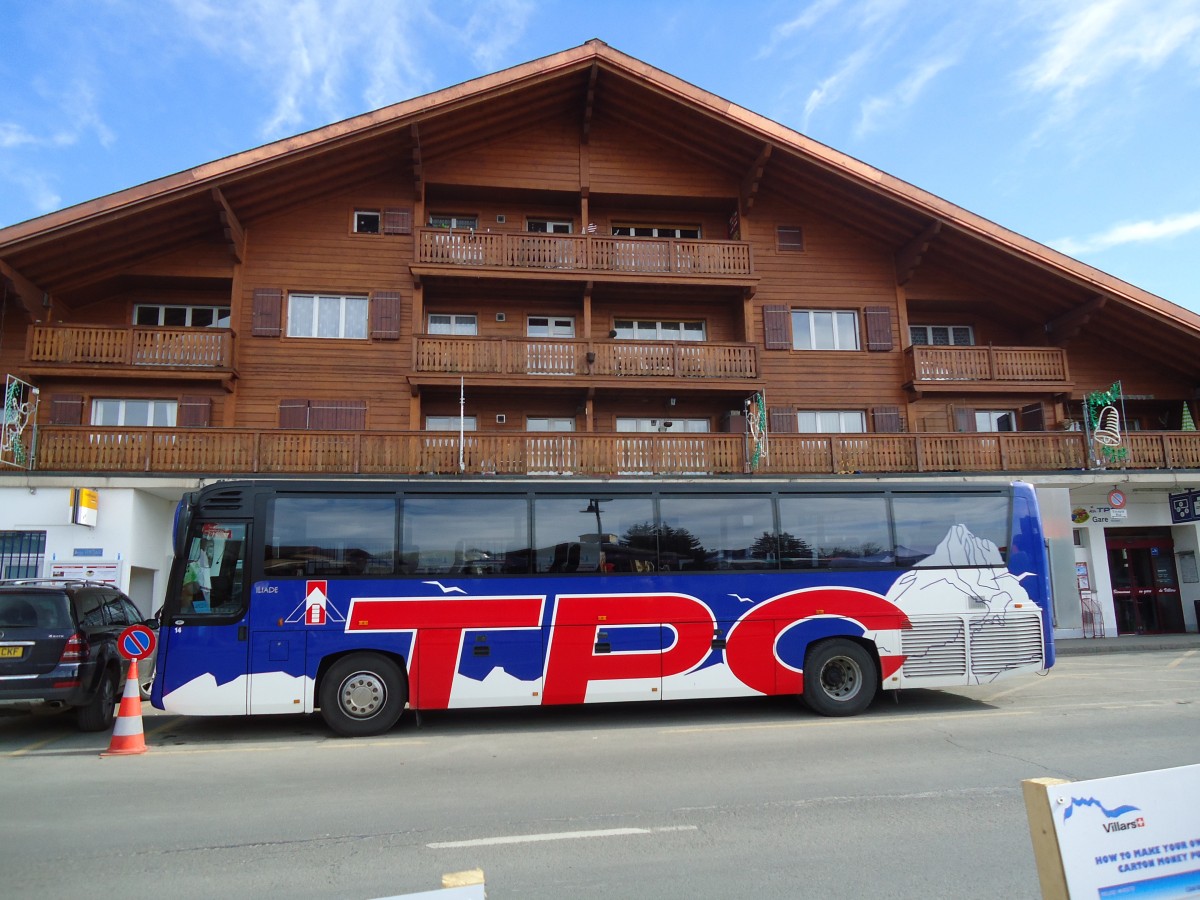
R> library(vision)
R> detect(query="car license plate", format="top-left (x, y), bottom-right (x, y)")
top-left (0, 646), bottom-right (25, 659)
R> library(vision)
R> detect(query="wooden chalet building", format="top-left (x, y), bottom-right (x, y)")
top-left (2, 40), bottom-right (1199, 639)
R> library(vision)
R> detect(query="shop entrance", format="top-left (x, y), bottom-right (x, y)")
top-left (1106, 530), bottom-right (1186, 634)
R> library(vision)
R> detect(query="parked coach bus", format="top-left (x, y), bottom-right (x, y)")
top-left (151, 478), bottom-right (1054, 736)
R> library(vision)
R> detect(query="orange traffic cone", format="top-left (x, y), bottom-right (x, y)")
top-left (101, 658), bottom-right (147, 756)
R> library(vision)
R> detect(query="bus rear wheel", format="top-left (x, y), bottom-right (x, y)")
top-left (319, 653), bottom-right (408, 737)
top-left (803, 639), bottom-right (876, 717)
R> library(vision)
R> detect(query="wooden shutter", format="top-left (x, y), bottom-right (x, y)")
top-left (952, 406), bottom-right (977, 433)
top-left (383, 207), bottom-right (413, 235)
top-left (763, 305), bottom-right (790, 350)
top-left (768, 407), bottom-right (798, 433)
top-left (309, 400), bottom-right (366, 431)
top-left (864, 307), bottom-right (894, 352)
top-left (870, 405), bottom-right (903, 433)
top-left (1019, 402), bottom-right (1046, 432)
top-left (178, 395), bottom-right (212, 428)
top-left (49, 393), bottom-right (84, 425)
top-left (251, 288), bottom-right (283, 337)
top-left (279, 399), bottom-right (310, 429)
top-left (370, 290), bottom-right (401, 340)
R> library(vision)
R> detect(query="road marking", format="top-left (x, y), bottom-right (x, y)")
top-left (4, 734), bottom-right (67, 757)
top-left (428, 825), bottom-right (696, 849)
top-left (1168, 650), bottom-right (1198, 669)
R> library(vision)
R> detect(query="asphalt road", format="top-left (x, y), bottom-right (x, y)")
top-left (1, 648), bottom-right (1197, 899)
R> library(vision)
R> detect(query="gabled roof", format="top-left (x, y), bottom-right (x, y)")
top-left (2, 39), bottom-right (1198, 375)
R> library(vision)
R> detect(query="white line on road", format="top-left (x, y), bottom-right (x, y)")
top-left (428, 825), bottom-right (697, 849)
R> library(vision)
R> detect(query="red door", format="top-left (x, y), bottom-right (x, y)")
top-left (1107, 536), bottom-right (1185, 634)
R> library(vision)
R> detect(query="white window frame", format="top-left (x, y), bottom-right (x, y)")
top-left (133, 304), bottom-right (231, 328)
top-left (527, 219), bottom-right (572, 234)
top-left (527, 316), bottom-right (575, 338)
top-left (613, 319), bottom-right (706, 341)
top-left (91, 399), bottom-right (178, 427)
top-left (526, 417), bottom-right (576, 432)
top-left (353, 209), bottom-right (381, 234)
top-left (286, 294), bottom-right (369, 340)
top-left (615, 418), bottom-right (710, 433)
top-left (428, 314), bottom-right (478, 336)
top-left (975, 410), bottom-right (1016, 432)
top-left (796, 410), bottom-right (866, 433)
top-left (425, 416), bottom-right (477, 431)
top-left (791, 309), bottom-right (860, 351)
top-left (611, 224), bottom-right (701, 239)
top-left (910, 325), bottom-right (974, 346)
top-left (428, 214), bottom-right (478, 230)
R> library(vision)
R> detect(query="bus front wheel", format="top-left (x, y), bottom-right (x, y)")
top-left (319, 653), bottom-right (408, 737)
top-left (802, 639), bottom-right (877, 717)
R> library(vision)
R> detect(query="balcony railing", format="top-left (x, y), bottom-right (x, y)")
top-left (415, 336), bottom-right (758, 379)
top-left (26, 325), bottom-right (233, 369)
top-left (905, 345), bottom-right (1069, 385)
top-left (33, 426), bottom-right (1200, 476)
top-left (415, 229), bottom-right (754, 278)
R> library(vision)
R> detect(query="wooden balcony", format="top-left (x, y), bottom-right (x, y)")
top-left (23, 325), bottom-right (235, 386)
top-left (904, 345), bottom-right (1071, 395)
top-left (36, 426), bottom-right (1200, 476)
top-left (414, 336), bottom-right (758, 382)
top-left (414, 229), bottom-right (755, 282)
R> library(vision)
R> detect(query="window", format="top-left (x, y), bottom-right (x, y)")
top-left (266, 497), bottom-right (397, 577)
top-left (527, 417), bottom-right (575, 431)
top-left (910, 325), bottom-right (974, 346)
top-left (892, 493), bottom-right (1009, 567)
top-left (796, 411), bottom-right (866, 433)
top-left (778, 494), bottom-right (892, 569)
top-left (975, 410), bottom-right (1016, 432)
top-left (613, 320), bottom-right (706, 341)
top-left (428, 314), bottom-right (478, 335)
top-left (658, 495), bottom-right (777, 571)
top-left (611, 224), bottom-right (701, 239)
top-left (527, 219), bottom-right (572, 234)
top-left (527, 316), bottom-right (575, 338)
top-left (533, 496), bottom-right (656, 574)
top-left (615, 418), bottom-right (709, 433)
top-left (791, 310), bottom-right (859, 351)
top-left (179, 521), bottom-right (248, 617)
top-left (353, 210), bottom-right (381, 234)
top-left (426, 416), bottom-right (477, 431)
top-left (428, 215), bottom-right (478, 230)
top-left (0, 530), bottom-right (45, 579)
top-left (776, 226), bottom-right (804, 251)
top-left (134, 304), bottom-right (231, 328)
top-left (403, 495), bottom-right (530, 576)
top-left (92, 399), bottom-right (177, 427)
top-left (287, 294), bottom-right (369, 339)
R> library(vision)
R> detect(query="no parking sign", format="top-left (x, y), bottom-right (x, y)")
top-left (117, 624), bottom-right (156, 661)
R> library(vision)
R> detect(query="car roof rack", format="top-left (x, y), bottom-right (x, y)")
top-left (0, 577), bottom-right (114, 589)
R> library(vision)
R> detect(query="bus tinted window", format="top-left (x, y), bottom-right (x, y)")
top-left (891, 494), bottom-right (1008, 567)
top-left (183, 522), bottom-right (247, 615)
top-left (265, 497), bottom-right (396, 577)
top-left (777, 494), bottom-right (891, 568)
top-left (403, 496), bottom-right (530, 576)
top-left (658, 495), bottom-right (776, 571)
top-left (533, 496), bottom-right (657, 573)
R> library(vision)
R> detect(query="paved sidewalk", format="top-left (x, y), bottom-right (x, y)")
top-left (1055, 632), bottom-right (1200, 655)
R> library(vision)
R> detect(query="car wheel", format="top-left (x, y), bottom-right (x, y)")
top-left (318, 653), bottom-right (408, 737)
top-left (803, 639), bottom-right (877, 717)
top-left (77, 669), bottom-right (119, 732)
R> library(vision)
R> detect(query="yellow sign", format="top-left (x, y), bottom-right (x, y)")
top-left (71, 488), bottom-right (99, 527)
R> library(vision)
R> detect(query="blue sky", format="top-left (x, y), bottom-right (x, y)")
top-left (3, 0), bottom-right (1199, 312)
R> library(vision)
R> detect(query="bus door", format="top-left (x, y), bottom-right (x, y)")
top-left (156, 521), bottom-right (251, 714)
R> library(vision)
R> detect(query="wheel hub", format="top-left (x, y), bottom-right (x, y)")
top-left (821, 657), bottom-right (861, 699)
top-left (338, 672), bottom-right (387, 718)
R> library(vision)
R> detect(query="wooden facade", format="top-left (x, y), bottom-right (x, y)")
top-left (3, 40), bottom-right (1200, 479)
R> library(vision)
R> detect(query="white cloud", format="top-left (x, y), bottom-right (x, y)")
top-left (1018, 0), bottom-right (1200, 131)
top-left (757, 0), bottom-right (846, 60)
top-left (1054, 209), bottom-right (1200, 255)
top-left (855, 53), bottom-right (958, 136)
top-left (169, 0), bottom-right (533, 141)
